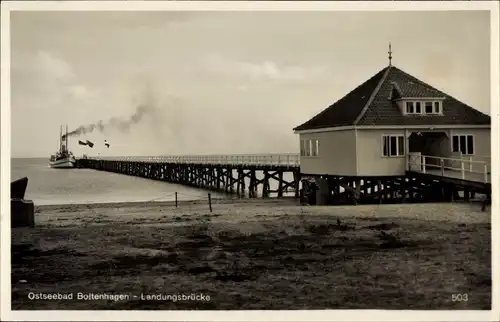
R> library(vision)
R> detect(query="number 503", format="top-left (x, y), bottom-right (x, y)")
top-left (452, 294), bottom-right (468, 302)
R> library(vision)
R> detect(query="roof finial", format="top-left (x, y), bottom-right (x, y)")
top-left (388, 42), bottom-right (393, 66)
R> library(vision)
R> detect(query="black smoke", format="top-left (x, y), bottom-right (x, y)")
top-left (62, 103), bottom-right (154, 139)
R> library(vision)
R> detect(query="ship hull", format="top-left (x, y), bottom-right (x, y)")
top-left (49, 157), bottom-right (76, 169)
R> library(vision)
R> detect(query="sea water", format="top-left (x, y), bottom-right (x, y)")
top-left (10, 158), bottom-right (225, 205)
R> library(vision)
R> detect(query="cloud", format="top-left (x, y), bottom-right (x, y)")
top-left (203, 54), bottom-right (327, 81)
top-left (66, 84), bottom-right (95, 100)
top-left (35, 50), bottom-right (75, 81)
top-left (12, 50), bottom-right (96, 103)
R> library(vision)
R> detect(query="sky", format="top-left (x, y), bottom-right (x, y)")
top-left (9, 10), bottom-right (491, 158)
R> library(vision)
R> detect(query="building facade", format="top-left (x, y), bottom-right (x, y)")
top-left (294, 65), bottom-right (491, 178)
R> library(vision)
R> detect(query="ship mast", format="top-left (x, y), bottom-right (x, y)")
top-left (59, 125), bottom-right (62, 152)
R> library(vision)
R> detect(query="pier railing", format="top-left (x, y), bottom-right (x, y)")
top-left (87, 153), bottom-right (301, 167)
top-left (407, 153), bottom-right (490, 183)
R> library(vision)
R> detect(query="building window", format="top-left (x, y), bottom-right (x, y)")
top-left (301, 139), bottom-right (319, 157)
top-left (452, 134), bottom-right (474, 155)
top-left (424, 102), bottom-right (433, 114)
top-left (300, 140), bottom-right (306, 156)
top-left (415, 102), bottom-right (421, 114)
top-left (383, 135), bottom-right (405, 157)
top-left (404, 100), bottom-right (443, 115)
top-left (406, 102), bottom-right (414, 114)
top-left (433, 101), bottom-right (441, 114)
top-left (312, 139), bottom-right (319, 157)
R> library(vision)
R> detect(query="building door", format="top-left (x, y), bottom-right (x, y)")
top-left (408, 132), bottom-right (449, 169)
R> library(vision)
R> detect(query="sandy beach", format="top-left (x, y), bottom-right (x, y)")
top-left (11, 198), bottom-right (491, 310)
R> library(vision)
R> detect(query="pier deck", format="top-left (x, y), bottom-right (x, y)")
top-left (406, 154), bottom-right (491, 193)
top-left (103, 154), bottom-right (300, 169)
top-left (78, 154), bottom-right (301, 199)
top-left (77, 153), bottom-right (491, 204)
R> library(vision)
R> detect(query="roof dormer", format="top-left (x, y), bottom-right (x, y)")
top-left (388, 81), bottom-right (446, 116)
top-left (398, 98), bottom-right (445, 116)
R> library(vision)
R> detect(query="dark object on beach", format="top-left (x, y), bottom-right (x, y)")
top-left (302, 180), bottom-right (318, 205)
top-left (11, 177), bottom-right (35, 228)
top-left (308, 188), bottom-right (317, 205)
top-left (11, 177), bottom-right (28, 199)
top-left (11, 199), bottom-right (35, 228)
top-left (481, 194), bottom-right (491, 212)
top-left (86, 140), bottom-right (94, 148)
top-left (104, 140), bottom-right (110, 148)
top-left (78, 140), bottom-right (87, 146)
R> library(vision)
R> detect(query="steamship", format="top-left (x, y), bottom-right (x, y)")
top-left (49, 125), bottom-right (76, 169)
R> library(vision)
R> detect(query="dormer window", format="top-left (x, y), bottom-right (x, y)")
top-left (433, 101), bottom-right (441, 114)
top-left (402, 100), bottom-right (443, 115)
top-left (405, 102), bottom-right (414, 114)
top-left (405, 101), bottom-right (423, 114)
top-left (415, 102), bottom-right (422, 114)
top-left (425, 102), bottom-right (433, 114)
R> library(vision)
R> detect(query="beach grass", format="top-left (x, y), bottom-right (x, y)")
top-left (11, 199), bottom-right (491, 310)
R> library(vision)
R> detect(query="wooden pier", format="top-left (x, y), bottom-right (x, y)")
top-left (77, 153), bottom-right (491, 205)
top-left (77, 154), bottom-right (301, 198)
